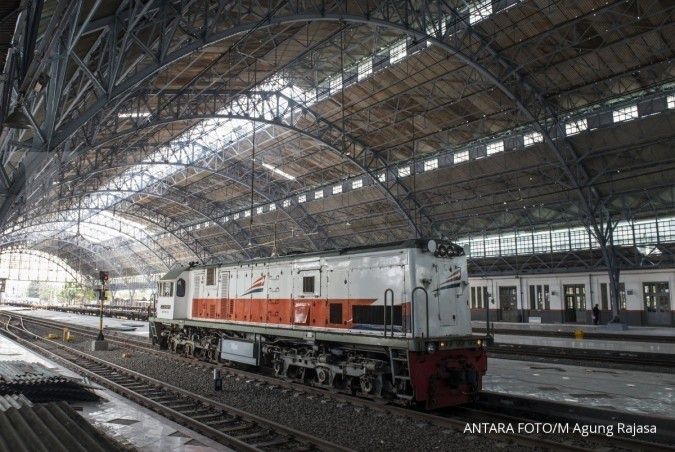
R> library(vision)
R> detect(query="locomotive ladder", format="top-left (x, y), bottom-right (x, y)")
top-left (389, 348), bottom-right (413, 401)
top-left (149, 321), bottom-right (157, 345)
top-left (384, 288), bottom-right (413, 400)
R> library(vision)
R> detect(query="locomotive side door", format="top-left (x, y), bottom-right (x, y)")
top-left (293, 267), bottom-right (321, 325)
top-left (435, 262), bottom-right (459, 327)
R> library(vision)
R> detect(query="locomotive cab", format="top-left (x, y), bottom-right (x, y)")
top-left (156, 266), bottom-right (190, 320)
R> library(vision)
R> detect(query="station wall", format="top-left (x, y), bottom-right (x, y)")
top-left (469, 269), bottom-right (674, 326)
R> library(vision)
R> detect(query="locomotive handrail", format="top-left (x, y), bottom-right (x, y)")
top-left (412, 286), bottom-right (430, 338)
top-left (384, 288), bottom-right (394, 337)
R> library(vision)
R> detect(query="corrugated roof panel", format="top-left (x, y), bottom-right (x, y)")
top-left (0, 361), bottom-right (99, 403)
top-left (0, 401), bottom-right (123, 452)
top-left (0, 394), bottom-right (32, 412)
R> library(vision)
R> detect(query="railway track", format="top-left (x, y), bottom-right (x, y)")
top-left (474, 327), bottom-right (675, 344)
top-left (4, 312), bottom-right (674, 451)
top-left (487, 342), bottom-right (675, 370)
top-left (0, 314), bottom-right (348, 452)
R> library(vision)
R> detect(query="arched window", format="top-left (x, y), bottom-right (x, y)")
top-left (176, 278), bottom-right (186, 297)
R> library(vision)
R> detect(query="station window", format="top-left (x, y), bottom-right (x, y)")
top-left (352, 179), bottom-right (363, 189)
top-left (643, 282), bottom-right (669, 312)
top-left (315, 190), bottom-right (324, 199)
top-left (454, 150), bottom-right (469, 164)
top-left (424, 158), bottom-right (438, 171)
top-left (667, 95), bottom-right (675, 109)
top-left (486, 140), bottom-right (504, 155)
top-left (256, 206), bottom-right (263, 214)
top-left (176, 278), bottom-right (186, 297)
top-left (389, 39), bottom-right (407, 64)
top-left (565, 118), bottom-right (588, 136)
top-left (600, 283), bottom-right (627, 310)
top-left (563, 284), bottom-right (586, 310)
top-left (302, 276), bottom-right (315, 294)
top-left (523, 131), bottom-right (543, 147)
top-left (244, 210), bottom-right (251, 217)
top-left (269, 203), bottom-right (276, 211)
top-left (378, 172), bottom-right (386, 182)
top-left (469, 0), bottom-right (492, 24)
top-left (398, 166), bottom-right (410, 177)
top-left (283, 199), bottom-right (291, 208)
top-left (206, 268), bottom-right (216, 286)
top-left (358, 59), bottom-right (372, 81)
top-left (528, 284), bottom-right (550, 310)
top-left (483, 238), bottom-right (499, 257)
top-left (532, 233), bottom-right (550, 253)
top-left (332, 184), bottom-right (342, 194)
top-left (298, 194), bottom-right (307, 203)
top-left (330, 75), bottom-right (342, 95)
top-left (612, 105), bottom-right (638, 123)
top-left (471, 286), bottom-right (489, 308)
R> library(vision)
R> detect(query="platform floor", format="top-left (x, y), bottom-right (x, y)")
top-left (0, 332), bottom-right (224, 451)
top-left (472, 320), bottom-right (675, 337)
top-left (491, 333), bottom-right (675, 354)
top-left (484, 358), bottom-right (674, 418)
top-left (10, 308), bottom-right (675, 355)
top-left (0, 306), bottom-right (149, 337)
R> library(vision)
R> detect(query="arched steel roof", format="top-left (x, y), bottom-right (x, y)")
top-left (0, 0), bottom-right (673, 279)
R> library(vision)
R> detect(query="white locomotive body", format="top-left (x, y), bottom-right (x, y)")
top-left (150, 239), bottom-right (487, 408)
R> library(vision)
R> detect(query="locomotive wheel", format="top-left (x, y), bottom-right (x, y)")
top-left (315, 367), bottom-right (329, 385)
top-left (184, 343), bottom-right (194, 357)
top-left (292, 367), bottom-right (306, 381)
top-left (360, 377), bottom-right (374, 394)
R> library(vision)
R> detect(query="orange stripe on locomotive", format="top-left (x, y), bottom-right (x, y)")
top-left (190, 297), bottom-right (403, 328)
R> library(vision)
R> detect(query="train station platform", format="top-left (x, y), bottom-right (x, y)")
top-left (483, 358), bottom-right (675, 419)
top-left (472, 320), bottom-right (675, 338)
top-left (0, 328), bottom-right (221, 451)
top-left (0, 306), bottom-right (149, 338)
top-left (490, 333), bottom-right (675, 354)
top-left (484, 358), bottom-right (674, 418)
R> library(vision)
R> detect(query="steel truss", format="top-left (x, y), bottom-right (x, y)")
top-left (0, 248), bottom-right (87, 283)
top-left (0, 0), bottom-right (671, 300)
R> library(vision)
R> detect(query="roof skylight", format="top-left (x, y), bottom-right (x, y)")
top-left (262, 162), bottom-right (296, 180)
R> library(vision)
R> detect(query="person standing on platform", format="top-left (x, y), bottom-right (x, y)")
top-left (592, 304), bottom-right (601, 325)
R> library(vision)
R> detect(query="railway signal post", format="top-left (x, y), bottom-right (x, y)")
top-left (91, 270), bottom-right (110, 351)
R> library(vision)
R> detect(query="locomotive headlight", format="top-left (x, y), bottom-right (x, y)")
top-left (426, 342), bottom-right (436, 354)
top-left (477, 339), bottom-right (482, 347)
top-left (427, 239), bottom-right (437, 253)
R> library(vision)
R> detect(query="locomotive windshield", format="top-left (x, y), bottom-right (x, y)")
top-left (159, 281), bottom-right (173, 297)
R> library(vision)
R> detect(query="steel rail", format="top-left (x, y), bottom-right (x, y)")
top-left (487, 343), bottom-right (675, 370)
top-left (473, 327), bottom-right (675, 344)
top-left (8, 312), bottom-right (673, 451)
top-left (0, 314), bottom-right (349, 452)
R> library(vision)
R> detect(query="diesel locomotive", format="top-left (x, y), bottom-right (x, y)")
top-left (149, 239), bottom-right (487, 409)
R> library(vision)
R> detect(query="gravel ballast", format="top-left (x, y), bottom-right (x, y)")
top-left (60, 340), bottom-right (531, 451)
